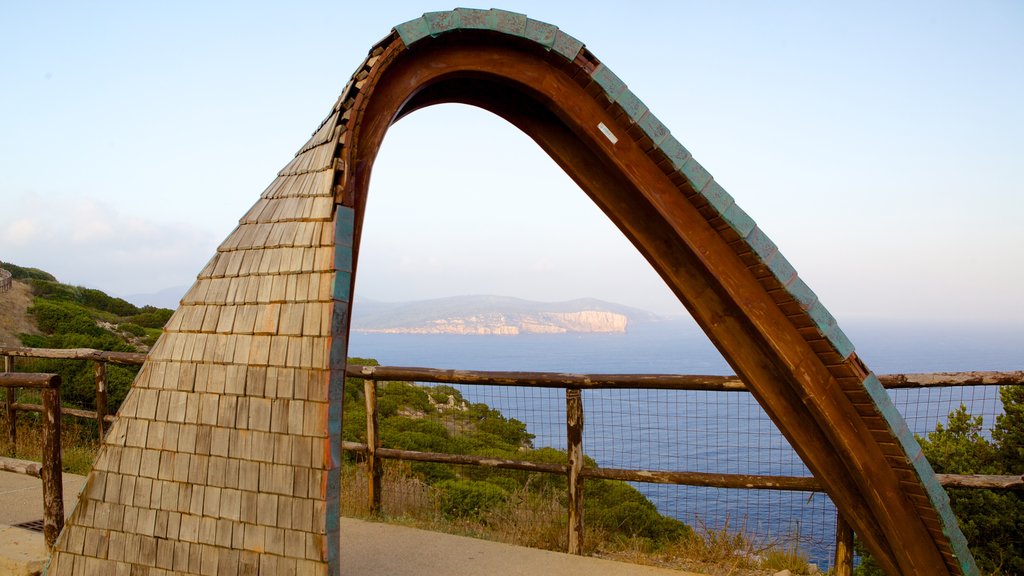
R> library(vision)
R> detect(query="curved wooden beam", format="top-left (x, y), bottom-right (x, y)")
top-left (328, 10), bottom-right (976, 576)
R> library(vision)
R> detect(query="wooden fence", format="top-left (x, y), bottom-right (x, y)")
top-left (0, 364), bottom-right (63, 550)
top-left (1, 345), bottom-right (1022, 571)
top-left (342, 364), bottom-right (1024, 574)
top-left (0, 268), bottom-right (11, 293)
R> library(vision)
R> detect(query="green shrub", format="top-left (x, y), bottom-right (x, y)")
top-left (118, 323), bottom-right (147, 337)
top-left (130, 307), bottom-right (174, 329)
top-left (858, 387), bottom-right (1024, 575)
top-left (586, 479), bottom-right (692, 544)
top-left (0, 261), bottom-right (56, 281)
top-left (437, 479), bottom-right (509, 519)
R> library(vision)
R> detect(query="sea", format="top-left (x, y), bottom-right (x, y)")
top-left (348, 318), bottom-right (1023, 566)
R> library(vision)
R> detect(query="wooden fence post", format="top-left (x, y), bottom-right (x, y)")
top-left (566, 388), bottom-right (584, 555)
top-left (364, 378), bottom-right (382, 515)
top-left (41, 376), bottom-right (64, 550)
top-left (4, 355), bottom-right (14, 456)
top-left (94, 361), bottom-right (107, 439)
top-left (834, 513), bottom-right (854, 576)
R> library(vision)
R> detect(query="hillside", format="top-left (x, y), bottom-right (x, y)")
top-left (0, 278), bottom-right (42, 347)
top-left (352, 295), bottom-right (659, 335)
top-left (0, 261), bottom-right (175, 410)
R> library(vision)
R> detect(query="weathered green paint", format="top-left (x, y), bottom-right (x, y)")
top-left (424, 10), bottom-right (460, 37)
top-left (551, 30), bottom-right (584, 61)
top-left (452, 7), bottom-right (490, 30)
top-left (617, 90), bottom-right (648, 123)
top-left (490, 9), bottom-right (528, 37)
top-left (638, 111), bottom-right (670, 145)
top-left (591, 64), bottom-right (627, 101)
top-left (524, 19), bottom-right (558, 48)
top-left (657, 137), bottom-right (691, 173)
top-left (395, 16), bottom-right (430, 46)
top-left (722, 204), bottom-right (756, 239)
top-left (699, 180), bottom-right (734, 215)
top-left (680, 157), bottom-right (712, 191)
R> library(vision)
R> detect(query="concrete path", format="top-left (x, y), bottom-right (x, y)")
top-left (340, 518), bottom-right (702, 576)
top-left (0, 469), bottom-right (84, 575)
top-left (0, 469), bottom-right (704, 575)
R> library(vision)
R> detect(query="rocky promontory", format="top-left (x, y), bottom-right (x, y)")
top-left (352, 296), bottom-right (655, 335)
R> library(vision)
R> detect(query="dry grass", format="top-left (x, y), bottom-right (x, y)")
top-left (0, 411), bottom-right (99, 475)
top-left (341, 463), bottom-right (818, 575)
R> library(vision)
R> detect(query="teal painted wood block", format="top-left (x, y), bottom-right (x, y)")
top-left (395, 16), bottom-right (430, 46)
top-left (807, 300), bottom-right (837, 332)
top-left (659, 136), bottom-right (692, 171)
top-left (591, 64), bottom-right (627, 100)
top-left (766, 251), bottom-right (797, 286)
top-left (424, 10), bottom-right (460, 37)
top-left (334, 271), bottom-right (352, 302)
top-left (617, 90), bottom-right (648, 122)
top-left (453, 7), bottom-right (490, 29)
top-left (824, 323), bottom-right (855, 359)
top-left (746, 227), bottom-right (779, 262)
top-left (335, 206), bottom-right (355, 248)
top-left (722, 203), bottom-right (756, 238)
top-left (700, 180), bottom-right (734, 215)
top-left (490, 9), bottom-right (528, 37)
top-left (330, 321), bottom-right (349, 370)
top-left (681, 157), bottom-right (712, 192)
top-left (786, 277), bottom-right (818, 311)
top-left (552, 30), bottom-right (584, 61)
top-left (638, 110), bottom-right (670, 145)
top-left (334, 247), bottom-right (352, 274)
top-left (329, 307), bottom-right (349, 354)
top-left (524, 18), bottom-right (558, 48)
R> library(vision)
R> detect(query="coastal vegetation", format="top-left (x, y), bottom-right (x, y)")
top-left (1, 261), bottom-right (171, 413)
top-left (854, 387), bottom-right (1024, 575)
top-left (2, 262), bottom-right (1020, 574)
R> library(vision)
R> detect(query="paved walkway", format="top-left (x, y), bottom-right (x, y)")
top-left (0, 469), bottom-right (703, 575)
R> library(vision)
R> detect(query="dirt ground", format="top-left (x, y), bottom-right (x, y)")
top-left (0, 280), bottom-right (39, 347)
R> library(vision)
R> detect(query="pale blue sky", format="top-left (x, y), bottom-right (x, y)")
top-left (2, 2), bottom-right (1022, 324)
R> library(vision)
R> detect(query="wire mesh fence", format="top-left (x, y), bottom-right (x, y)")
top-left (342, 368), bottom-right (1017, 571)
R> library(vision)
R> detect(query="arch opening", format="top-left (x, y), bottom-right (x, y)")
top-left (46, 10), bottom-right (977, 576)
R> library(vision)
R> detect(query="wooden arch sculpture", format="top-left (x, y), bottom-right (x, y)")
top-left (48, 9), bottom-right (976, 576)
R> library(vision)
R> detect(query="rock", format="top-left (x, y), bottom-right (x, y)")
top-left (773, 570), bottom-right (792, 576)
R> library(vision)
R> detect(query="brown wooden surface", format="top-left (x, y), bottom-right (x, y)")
top-left (346, 364), bottom-right (748, 390)
top-left (566, 389), bottom-right (584, 555)
top-left (4, 356), bottom-right (14, 455)
top-left (364, 379), bottom-right (382, 514)
top-left (94, 361), bottom-right (107, 439)
top-left (0, 346), bottom-right (145, 365)
top-left (375, 447), bottom-right (568, 475)
top-left (835, 514), bottom-right (854, 576)
top-left (936, 473), bottom-right (1024, 490)
top-left (347, 364), bottom-right (1022, 392)
top-left (41, 386), bottom-right (63, 550)
top-left (0, 455), bottom-right (42, 478)
top-left (582, 467), bottom-right (821, 491)
top-left (0, 372), bottom-right (60, 389)
top-left (9, 401), bottom-right (114, 422)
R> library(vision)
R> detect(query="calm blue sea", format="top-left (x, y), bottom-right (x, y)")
top-left (348, 318), bottom-right (1023, 565)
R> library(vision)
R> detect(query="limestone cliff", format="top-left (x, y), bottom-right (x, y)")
top-left (352, 296), bottom-right (653, 335)
top-left (357, 310), bottom-right (629, 335)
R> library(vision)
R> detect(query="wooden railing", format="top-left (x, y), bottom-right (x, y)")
top-left (0, 347), bottom-right (146, 440)
top-left (343, 364), bottom-right (1024, 574)
top-left (1, 345), bottom-right (1022, 570)
top-left (0, 367), bottom-right (63, 550)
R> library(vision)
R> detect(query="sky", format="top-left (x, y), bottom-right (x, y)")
top-left (2, 1), bottom-right (1022, 326)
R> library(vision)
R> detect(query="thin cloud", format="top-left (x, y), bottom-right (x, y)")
top-left (0, 194), bottom-right (218, 296)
